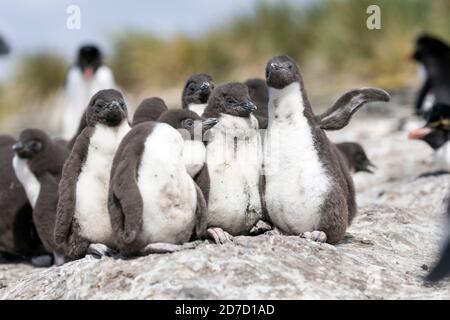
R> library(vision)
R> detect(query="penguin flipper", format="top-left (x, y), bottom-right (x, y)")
top-left (426, 238), bottom-right (450, 282)
top-left (194, 182), bottom-right (208, 239)
top-left (55, 129), bottom-right (93, 246)
top-left (194, 165), bottom-right (210, 204)
top-left (316, 88), bottom-right (390, 131)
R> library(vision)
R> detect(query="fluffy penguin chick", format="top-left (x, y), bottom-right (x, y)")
top-left (202, 82), bottom-right (266, 240)
top-left (108, 120), bottom-right (210, 256)
top-left (245, 78), bottom-right (269, 129)
top-left (12, 129), bottom-right (70, 264)
top-left (182, 73), bottom-right (214, 116)
top-left (335, 142), bottom-right (375, 174)
top-left (55, 89), bottom-right (130, 259)
top-left (264, 55), bottom-right (390, 243)
top-left (132, 97), bottom-right (169, 126)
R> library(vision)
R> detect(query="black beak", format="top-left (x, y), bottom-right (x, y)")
top-left (239, 100), bottom-right (257, 113)
top-left (202, 118), bottom-right (218, 130)
top-left (267, 62), bottom-right (282, 79)
top-left (361, 161), bottom-right (376, 174)
top-left (12, 141), bottom-right (24, 152)
top-left (106, 101), bottom-right (121, 111)
top-left (200, 82), bottom-right (211, 92)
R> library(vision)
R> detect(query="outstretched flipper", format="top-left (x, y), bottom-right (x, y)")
top-left (108, 124), bottom-right (153, 246)
top-left (316, 88), bottom-right (390, 130)
top-left (55, 129), bottom-right (93, 246)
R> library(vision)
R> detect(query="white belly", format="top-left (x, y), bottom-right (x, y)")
top-left (188, 103), bottom-right (207, 116)
top-left (264, 83), bottom-right (330, 234)
top-left (138, 123), bottom-right (197, 244)
top-left (12, 155), bottom-right (41, 208)
top-left (435, 141), bottom-right (450, 171)
top-left (183, 140), bottom-right (206, 177)
top-left (75, 122), bottom-right (129, 245)
top-left (206, 114), bottom-right (263, 235)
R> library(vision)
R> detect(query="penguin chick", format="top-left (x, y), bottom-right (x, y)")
top-left (335, 142), bottom-right (376, 174)
top-left (202, 82), bottom-right (267, 241)
top-left (55, 89), bottom-right (130, 260)
top-left (12, 129), bottom-right (70, 265)
top-left (182, 73), bottom-right (214, 116)
top-left (108, 121), bottom-right (210, 256)
top-left (132, 97), bottom-right (169, 126)
top-left (245, 78), bottom-right (269, 129)
top-left (264, 55), bottom-right (390, 243)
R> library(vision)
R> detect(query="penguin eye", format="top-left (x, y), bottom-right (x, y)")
top-left (226, 98), bottom-right (234, 105)
top-left (184, 119), bottom-right (194, 128)
top-left (288, 64), bottom-right (293, 70)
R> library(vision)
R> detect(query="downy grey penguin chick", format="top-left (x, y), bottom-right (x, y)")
top-left (108, 118), bottom-right (214, 256)
top-left (202, 82), bottom-right (267, 241)
top-left (182, 73), bottom-right (214, 116)
top-left (264, 55), bottom-right (390, 243)
top-left (132, 97), bottom-right (169, 126)
top-left (0, 135), bottom-right (44, 261)
top-left (55, 89), bottom-right (130, 259)
top-left (13, 129), bottom-right (70, 265)
top-left (335, 142), bottom-right (376, 174)
top-left (245, 78), bottom-right (269, 129)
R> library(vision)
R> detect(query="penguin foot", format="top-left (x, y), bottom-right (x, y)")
top-left (141, 241), bottom-right (202, 255)
top-left (300, 231), bottom-right (327, 243)
top-left (207, 228), bottom-right (233, 244)
top-left (53, 253), bottom-right (66, 266)
top-left (417, 170), bottom-right (450, 179)
top-left (249, 220), bottom-right (272, 235)
top-left (87, 243), bottom-right (118, 259)
top-left (264, 227), bottom-right (283, 236)
top-left (30, 254), bottom-right (53, 268)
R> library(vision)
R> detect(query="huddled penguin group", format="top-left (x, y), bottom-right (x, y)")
top-left (4, 38), bottom-right (448, 283)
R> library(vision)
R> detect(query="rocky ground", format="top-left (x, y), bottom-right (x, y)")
top-left (1, 99), bottom-right (449, 299)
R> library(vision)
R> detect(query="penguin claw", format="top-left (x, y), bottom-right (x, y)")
top-left (207, 228), bottom-right (233, 244)
top-left (87, 243), bottom-right (118, 259)
top-left (300, 231), bottom-right (327, 243)
top-left (30, 254), bottom-right (54, 268)
top-left (249, 220), bottom-right (272, 235)
top-left (141, 241), bottom-right (202, 255)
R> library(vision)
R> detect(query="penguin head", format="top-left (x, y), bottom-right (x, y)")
top-left (245, 78), bottom-right (269, 103)
top-left (265, 55), bottom-right (302, 89)
top-left (348, 143), bottom-right (375, 174)
top-left (158, 109), bottom-right (218, 140)
top-left (132, 97), bottom-right (168, 126)
top-left (77, 45), bottom-right (103, 80)
top-left (409, 103), bottom-right (450, 150)
top-left (86, 89), bottom-right (128, 127)
top-left (182, 73), bottom-right (215, 108)
top-left (13, 129), bottom-right (49, 159)
top-left (412, 34), bottom-right (450, 63)
top-left (205, 82), bottom-right (257, 118)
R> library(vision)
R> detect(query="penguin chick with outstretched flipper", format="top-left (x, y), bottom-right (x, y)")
top-left (202, 82), bottom-right (268, 242)
top-left (0, 135), bottom-right (45, 263)
top-left (182, 73), bottom-right (214, 116)
top-left (108, 119), bottom-right (214, 256)
top-left (409, 103), bottom-right (450, 176)
top-left (12, 129), bottom-right (70, 265)
top-left (264, 55), bottom-right (390, 243)
top-left (55, 89), bottom-right (130, 260)
top-left (245, 78), bottom-right (269, 129)
top-left (132, 97), bottom-right (168, 126)
top-left (411, 34), bottom-right (450, 118)
top-left (335, 142), bottom-right (376, 174)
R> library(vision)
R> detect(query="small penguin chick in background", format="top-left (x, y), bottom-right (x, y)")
top-left (426, 197), bottom-right (450, 282)
top-left (408, 103), bottom-right (450, 176)
top-left (0, 34), bottom-right (9, 55)
top-left (245, 78), bottom-right (269, 129)
top-left (132, 97), bottom-right (169, 126)
top-left (182, 73), bottom-right (215, 116)
top-left (108, 118), bottom-right (214, 256)
top-left (335, 142), bottom-right (376, 174)
top-left (12, 129), bottom-right (70, 265)
top-left (411, 34), bottom-right (450, 118)
top-left (55, 89), bottom-right (130, 260)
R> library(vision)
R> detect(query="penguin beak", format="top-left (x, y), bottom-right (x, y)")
top-left (361, 161), bottom-right (376, 174)
top-left (12, 141), bottom-right (24, 152)
top-left (83, 67), bottom-right (94, 80)
top-left (202, 118), bottom-right (218, 130)
top-left (200, 82), bottom-right (211, 93)
top-left (239, 100), bottom-right (257, 113)
top-left (408, 127), bottom-right (433, 140)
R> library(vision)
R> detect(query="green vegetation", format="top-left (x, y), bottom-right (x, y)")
top-left (1, 0), bottom-right (450, 116)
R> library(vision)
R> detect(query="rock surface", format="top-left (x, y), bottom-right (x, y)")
top-left (1, 103), bottom-right (449, 299)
